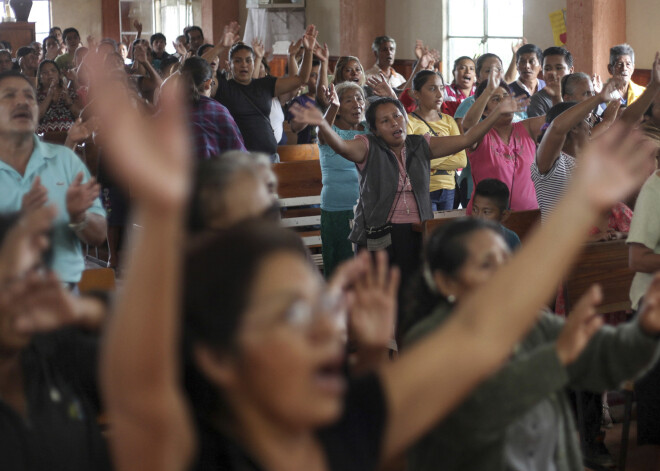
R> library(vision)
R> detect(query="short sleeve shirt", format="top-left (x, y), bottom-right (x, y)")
top-left (531, 152), bottom-right (577, 222)
top-left (0, 137), bottom-right (106, 282)
top-left (628, 172), bottom-right (660, 309)
top-left (214, 75), bottom-right (278, 155)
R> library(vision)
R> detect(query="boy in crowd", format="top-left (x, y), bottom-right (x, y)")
top-left (471, 178), bottom-right (521, 250)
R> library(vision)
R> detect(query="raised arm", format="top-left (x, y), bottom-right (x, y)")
top-left (316, 84), bottom-right (340, 145)
top-left (201, 21), bottom-right (240, 66)
top-left (536, 81), bottom-right (616, 173)
top-left (97, 75), bottom-right (194, 471)
top-left (274, 25), bottom-right (317, 97)
top-left (290, 101), bottom-right (367, 163)
top-left (620, 52), bottom-right (660, 126)
top-left (315, 41), bottom-right (330, 108)
top-left (428, 94), bottom-right (528, 158)
top-left (251, 38), bottom-right (265, 80)
top-left (461, 67), bottom-right (500, 132)
top-left (377, 122), bottom-right (657, 462)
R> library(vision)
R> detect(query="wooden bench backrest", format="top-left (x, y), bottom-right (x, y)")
top-left (563, 240), bottom-right (634, 314)
top-left (272, 160), bottom-right (322, 199)
top-left (277, 144), bottom-right (320, 162)
top-left (422, 209), bottom-right (541, 241)
top-left (78, 268), bottom-right (116, 293)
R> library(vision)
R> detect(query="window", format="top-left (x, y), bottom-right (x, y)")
top-left (120, 0), bottom-right (155, 49)
top-left (444, 0), bottom-right (523, 78)
top-left (29, 0), bottom-right (52, 42)
top-left (155, 0), bottom-right (192, 54)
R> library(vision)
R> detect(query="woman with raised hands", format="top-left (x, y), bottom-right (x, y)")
top-left (97, 59), bottom-right (656, 471)
top-left (316, 54), bottom-right (366, 109)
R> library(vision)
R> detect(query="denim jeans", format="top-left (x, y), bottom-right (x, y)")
top-left (430, 188), bottom-right (455, 211)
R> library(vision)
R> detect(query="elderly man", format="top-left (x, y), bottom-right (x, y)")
top-left (365, 35), bottom-right (406, 89)
top-left (608, 43), bottom-right (645, 106)
top-left (0, 71), bottom-right (106, 285)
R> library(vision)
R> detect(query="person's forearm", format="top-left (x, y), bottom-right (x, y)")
top-left (378, 181), bottom-right (601, 461)
top-left (552, 94), bottom-right (603, 134)
top-left (621, 81), bottom-right (660, 125)
top-left (297, 46), bottom-right (313, 83)
top-left (201, 43), bottom-right (228, 65)
top-left (316, 59), bottom-right (329, 105)
top-left (323, 103), bottom-right (339, 127)
top-left (252, 54), bottom-right (264, 79)
top-left (462, 91), bottom-right (491, 131)
top-left (73, 213), bottom-right (107, 246)
top-left (141, 60), bottom-right (163, 90)
top-left (288, 52), bottom-right (299, 77)
top-left (504, 55), bottom-right (517, 84)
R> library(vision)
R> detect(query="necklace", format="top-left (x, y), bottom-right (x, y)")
top-left (397, 169), bottom-right (412, 214)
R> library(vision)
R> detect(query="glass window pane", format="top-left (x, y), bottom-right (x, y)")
top-left (487, 0), bottom-right (523, 37)
top-left (161, 3), bottom-right (191, 54)
top-left (29, 0), bottom-right (51, 41)
top-left (485, 38), bottom-right (514, 72)
top-left (447, 37), bottom-right (483, 75)
top-left (448, 0), bottom-right (484, 37)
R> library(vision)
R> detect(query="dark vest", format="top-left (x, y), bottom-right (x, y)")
top-left (350, 134), bottom-right (433, 244)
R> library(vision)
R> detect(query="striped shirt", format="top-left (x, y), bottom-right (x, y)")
top-left (531, 152), bottom-right (577, 222)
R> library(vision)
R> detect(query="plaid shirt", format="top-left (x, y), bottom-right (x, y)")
top-left (190, 96), bottom-right (246, 159)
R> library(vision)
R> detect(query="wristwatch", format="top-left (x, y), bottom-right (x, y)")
top-left (68, 213), bottom-right (88, 232)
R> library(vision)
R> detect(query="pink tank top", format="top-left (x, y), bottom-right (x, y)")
top-left (466, 122), bottom-right (539, 213)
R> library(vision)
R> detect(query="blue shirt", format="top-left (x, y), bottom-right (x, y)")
top-left (500, 224), bottom-right (521, 251)
top-left (0, 136), bottom-right (106, 282)
top-left (319, 123), bottom-right (370, 211)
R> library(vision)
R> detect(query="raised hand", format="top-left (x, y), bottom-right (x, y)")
top-left (221, 21), bottom-right (241, 48)
top-left (414, 39), bottom-right (425, 59)
top-left (133, 43), bottom-right (148, 64)
top-left (21, 176), bottom-right (49, 212)
top-left (289, 101), bottom-right (325, 126)
top-left (511, 37), bottom-right (527, 54)
top-left (87, 35), bottom-right (97, 50)
top-left (133, 19), bottom-right (143, 34)
top-left (485, 66), bottom-right (502, 94)
top-left (419, 51), bottom-right (435, 70)
top-left (251, 38), bottom-right (265, 59)
top-left (345, 251), bottom-right (400, 351)
top-left (0, 205), bottom-right (56, 283)
top-left (302, 24), bottom-right (318, 51)
top-left (366, 72), bottom-right (397, 99)
top-left (325, 83), bottom-right (339, 108)
top-left (575, 122), bottom-right (657, 212)
top-left (496, 94), bottom-right (529, 115)
top-left (173, 40), bottom-right (186, 56)
top-left (592, 74), bottom-right (603, 94)
top-left (288, 37), bottom-right (303, 57)
top-left (314, 41), bottom-right (329, 63)
top-left (556, 285), bottom-right (604, 365)
top-left (66, 172), bottom-right (101, 222)
top-left (638, 273), bottom-right (660, 335)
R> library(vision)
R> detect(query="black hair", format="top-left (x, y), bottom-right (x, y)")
top-left (229, 42), bottom-right (254, 59)
top-left (62, 27), bottom-right (80, 42)
top-left (36, 59), bottom-right (60, 90)
top-left (542, 46), bottom-right (573, 69)
top-left (453, 56), bottom-right (474, 72)
top-left (412, 69), bottom-right (444, 91)
top-left (196, 43), bottom-right (214, 57)
top-left (49, 26), bottom-right (62, 34)
top-left (401, 218), bottom-right (501, 337)
top-left (475, 53), bottom-right (502, 81)
top-left (0, 69), bottom-right (36, 90)
top-left (185, 26), bottom-right (204, 43)
top-left (0, 40), bottom-right (12, 52)
top-left (42, 35), bottom-right (59, 57)
top-left (150, 33), bottom-right (166, 45)
top-left (536, 101), bottom-right (577, 143)
top-left (181, 56), bottom-right (212, 105)
top-left (474, 178), bottom-right (510, 212)
top-left (182, 221), bottom-right (308, 420)
top-left (475, 79), bottom-right (511, 99)
top-left (16, 46), bottom-right (34, 59)
top-left (311, 59), bottom-right (321, 68)
top-left (0, 212), bottom-right (54, 269)
top-left (365, 97), bottom-right (406, 133)
top-left (516, 43), bottom-right (543, 64)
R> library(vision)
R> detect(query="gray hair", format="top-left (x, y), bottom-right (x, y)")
top-left (372, 36), bottom-right (396, 53)
top-left (335, 81), bottom-right (365, 101)
top-left (609, 43), bottom-right (635, 66)
top-left (561, 72), bottom-right (591, 98)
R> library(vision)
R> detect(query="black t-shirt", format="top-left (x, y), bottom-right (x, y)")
top-left (214, 75), bottom-right (278, 155)
top-left (0, 329), bottom-right (111, 471)
top-left (193, 373), bottom-right (387, 471)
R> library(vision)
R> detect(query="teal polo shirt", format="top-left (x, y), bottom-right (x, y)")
top-left (0, 136), bottom-right (106, 282)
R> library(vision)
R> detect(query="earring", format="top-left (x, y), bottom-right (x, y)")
top-left (447, 294), bottom-right (456, 303)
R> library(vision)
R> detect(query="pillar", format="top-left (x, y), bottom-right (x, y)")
top-left (201, 0), bottom-right (240, 45)
top-left (566, 0), bottom-right (626, 79)
top-left (340, 0), bottom-right (385, 69)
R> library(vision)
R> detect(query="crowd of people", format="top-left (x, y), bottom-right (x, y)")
top-left (0, 15), bottom-right (660, 471)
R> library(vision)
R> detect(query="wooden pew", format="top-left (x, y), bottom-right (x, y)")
top-left (563, 239), bottom-right (634, 315)
top-left (272, 160), bottom-right (324, 268)
top-left (420, 209), bottom-right (541, 241)
top-left (277, 144), bottom-right (320, 162)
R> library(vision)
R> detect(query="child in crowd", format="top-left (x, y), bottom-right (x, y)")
top-left (471, 178), bottom-right (521, 250)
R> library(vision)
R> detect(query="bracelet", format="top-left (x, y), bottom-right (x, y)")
top-left (68, 213), bottom-right (88, 232)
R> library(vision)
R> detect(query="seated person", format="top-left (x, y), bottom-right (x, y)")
top-left (527, 47), bottom-right (574, 118)
top-left (471, 178), bottom-right (521, 250)
top-left (608, 43), bottom-right (645, 106)
top-left (55, 27), bottom-right (81, 72)
top-left (16, 46), bottom-right (38, 86)
top-left (365, 35), bottom-right (406, 90)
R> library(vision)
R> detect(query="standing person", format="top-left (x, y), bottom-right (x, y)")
top-left (49, 26), bottom-right (67, 56)
top-left (442, 56), bottom-right (476, 117)
top-left (0, 71), bottom-right (106, 284)
top-left (43, 35), bottom-right (61, 61)
top-left (186, 26), bottom-right (205, 57)
top-left (150, 33), bottom-right (171, 75)
top-left (286, 60), bottom-right (321, 144)
top-left (508, 43), bottom-right (545, 101)
top-left (407, 70), bottom-right (466, 211)
top-left (317, 82), bottom-right (369, 277)
top-left (365, 36), bottom-right (406, 90)
top-left (208, 24), bottom-right (318, 161)
top-left (527, 47), bottom-right (574, 118)
top-left (462, 71), bottom-right (544, 213)
top-left (55, 27), bottom-right (81, 72)
top-left (316, 55), bottom-right (366, 109)
top-left (608, 43), bottom-right (645, 106)
top-left (36, 60), bottom-right (81, 133)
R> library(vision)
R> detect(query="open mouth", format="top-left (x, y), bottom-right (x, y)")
top-left (314, 357), bottom-right (346, 394)
top-left (392, 129), bottom-right (404, 138)
top-left (12, 110), bottom-right (32, 120)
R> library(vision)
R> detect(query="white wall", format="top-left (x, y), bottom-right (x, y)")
top-left (523, 0), bottom-right (566, 50)
top-left (627, 0), bottom-right (660, 70)
top-left (386, 0), bottom-right (442, 60)
top-left (306, 0), bottom-right (340, 54)
top-left (51, 0), bottom-right (102, 44)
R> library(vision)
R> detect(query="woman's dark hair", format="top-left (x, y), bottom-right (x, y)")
top-left (401, 218), bottom-right (501, 337)
top-left (183, 221), bottom-right (308, 420)
top-left (453, 56), bottom-right (474, 73)
top-left (412, 69), bottom-right (444, 92)
top-left (181, 56), bottom-right (212, 104)
top-left (42, 35), bottom-right (59, 56)
top-left (196, 43), bottom-right (214, 57)
top-left (475, 53), bottom-right (502, 81)
top-left (365, 97), bottom-right (406, 133)
top-left (536, 101), bottom-right (577, 144)
top-left (475, 79), bottom-right (511, 99)
top-left (36, 59), bottom-right (60, 90)
top-left (229, 42), bottom-right (254, 59)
